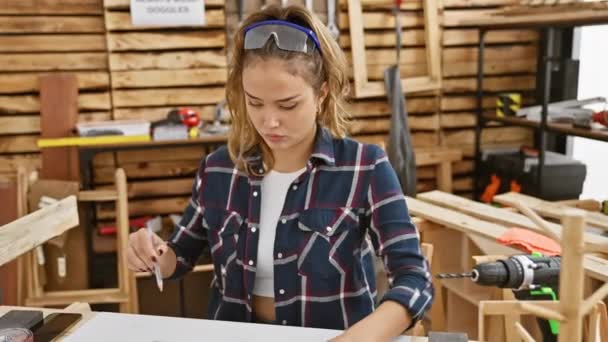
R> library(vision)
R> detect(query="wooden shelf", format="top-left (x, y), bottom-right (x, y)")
top-left (482, 114), bottom-right (608, 143)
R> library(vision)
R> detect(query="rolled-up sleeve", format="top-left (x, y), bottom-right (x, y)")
top-left (366, 148), bottom-right (433, 329)
top-left (166, 157), bottom-right (208, 280)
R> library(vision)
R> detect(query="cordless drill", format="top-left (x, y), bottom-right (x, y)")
top-left (438, 254), bottom-right (561, 341)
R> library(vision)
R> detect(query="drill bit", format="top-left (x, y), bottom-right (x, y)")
top-left (436, 272), bottom-right (474, 279)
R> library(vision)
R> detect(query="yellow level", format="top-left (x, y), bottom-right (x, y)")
top-left (38, 135), bottom-right (151, 148)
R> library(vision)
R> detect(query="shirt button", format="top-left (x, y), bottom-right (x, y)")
top-left (282, 320), bottom-right (287, 325)
top-left (281, 218), bottom-right (286, 224)
top-left (279, 289), bottom-right (285, 295)
top-left (326, 226), bottom-right (332, 232)
top-left (277, 253), bottom-right (283, 258)
top-left (251, 227), bottom-right (257, 233)
top-left (292, 185), bottom-right (298, 191)
top-left (253, 191), bottom-right (258, 197)
top-left (248, 260), bottom-right (254, 266)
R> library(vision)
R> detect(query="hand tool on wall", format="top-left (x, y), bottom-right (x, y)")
top-left (384, 0), bottom-right (417, 197)
top-left (326, 0), bottom-right (339, 39)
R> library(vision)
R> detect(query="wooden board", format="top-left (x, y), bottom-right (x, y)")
top-left (0, 16), bottom-right (104, 33)
top-left (0, 53), bottom-right (108, 72)
top-left (441, 126), bottom-right (534, 145)
top-left (0, 35), bottom-right (106, 52)
top-left (442, 75), bottom-right (536, 93)
top-left (111, 69), bottom-right (227, 88)
top-left (416, 190), bottom-right (608, 253)
top-left (440, 113), bottom-right (477, 128)
top-left (344, 97), bottom-right (438, 116)
top-left (107, 31), bottom-right (225, 51)
top-left (443, 29), bottom-right (538, 46)
top-left (494, 192), bottom-right (608, 232)
top-left (109, 51), bottom-right (227, 70)
top-left (0, 93), bottom-right (111, 114)
top-left (0, 196), bottom-right (78, 267)
top-left (112, 87), bottom-right (225, 107)
top-left (443, 58), bottom-right (537, 77)
top-left (0, 0), bottom-right (102, 14)
top-left (0, 72), bottom-right (109, 94)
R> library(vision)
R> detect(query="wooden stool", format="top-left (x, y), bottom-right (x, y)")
top-left (18, 168), bottom-right (138, 313)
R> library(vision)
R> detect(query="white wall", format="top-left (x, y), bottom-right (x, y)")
top-left (573, 25), bottom-right (608, 200)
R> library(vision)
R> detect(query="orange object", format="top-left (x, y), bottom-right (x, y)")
top-left (510, 180), bottom-right (521, 193)
top-left (481, 174), bottom-right (501, 203)
top-left (497, 227), bottom-right (561, 256)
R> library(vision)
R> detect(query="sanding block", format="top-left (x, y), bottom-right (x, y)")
top-left (0, 310), bottom-right (44, 331)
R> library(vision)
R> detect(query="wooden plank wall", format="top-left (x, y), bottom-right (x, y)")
top-left (0, 0), bottom-right (111, 176)
top-left (440, 0), bottom-right (536, 196)
top-left (0, 0), bottom-right (537, 219)
top-left (93, 0), bottom-right (228, 229)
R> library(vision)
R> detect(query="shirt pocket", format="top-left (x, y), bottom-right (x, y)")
top-left (203, 207), bottom-right (243, 290)
top-left (296, 207), bottom-right (360, 279)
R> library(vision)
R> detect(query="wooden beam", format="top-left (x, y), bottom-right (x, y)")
top-left (416, 191), bottom-right (608, 253)
top-left (0, 196), bottom-right (78, 266)
top-left (494, 192), bottom-right (608, 232)
top-left (558, 211), bottom-right (586, 342)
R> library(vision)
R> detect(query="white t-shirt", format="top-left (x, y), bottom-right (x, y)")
top-left (253, 168), bottom-right (305, 297)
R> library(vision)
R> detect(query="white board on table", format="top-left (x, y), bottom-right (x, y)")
top-left (63, 312), bottom-right (414, 342)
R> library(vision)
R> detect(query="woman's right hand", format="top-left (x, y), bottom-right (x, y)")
top-left (126, 228), bottom-right (169, 273)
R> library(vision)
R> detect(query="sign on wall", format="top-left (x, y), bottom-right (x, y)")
top-left (130, 0), bottom-right (205, 27)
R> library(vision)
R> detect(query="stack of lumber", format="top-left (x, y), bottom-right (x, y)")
top-left (0, 0), bottom-right (110, 176)
top-left (440, 0), bottom-right (537, 196)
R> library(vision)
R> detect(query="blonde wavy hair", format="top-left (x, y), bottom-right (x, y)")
top-left (225, 4), bottom-right (350, 175)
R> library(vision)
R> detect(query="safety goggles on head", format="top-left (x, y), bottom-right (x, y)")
top-left (244, 20), bottom-right (322, 55)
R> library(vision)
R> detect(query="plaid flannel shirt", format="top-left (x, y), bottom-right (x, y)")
top-left (167, 127), bottom-right (433, 330)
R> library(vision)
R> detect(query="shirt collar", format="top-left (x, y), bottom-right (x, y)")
top-left (309, 126), bottom-right (336, 166)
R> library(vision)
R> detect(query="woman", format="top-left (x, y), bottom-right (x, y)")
top-left (126, 4), bottom-right (433, 341)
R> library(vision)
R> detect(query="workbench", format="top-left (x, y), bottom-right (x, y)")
top-left (0, 304), bottom-right (466, 342)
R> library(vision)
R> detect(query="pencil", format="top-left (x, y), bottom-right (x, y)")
top-left (146, 223), bottom-right (164, 292)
